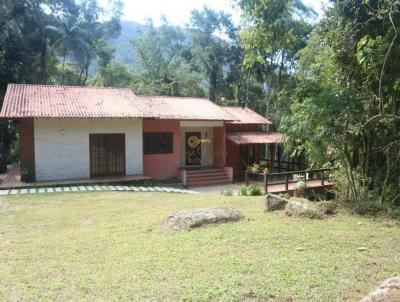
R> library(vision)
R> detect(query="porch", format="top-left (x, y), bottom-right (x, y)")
top-left (0, 165), bottom-right (152, 189)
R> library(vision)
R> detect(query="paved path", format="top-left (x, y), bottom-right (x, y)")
top-left (0, 185), bottom-right (198, 196)
top-left (192, 184), bottom-right (243, 194)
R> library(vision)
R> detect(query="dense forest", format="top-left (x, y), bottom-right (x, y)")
top-left (0, 0), bottom-right (399, 210)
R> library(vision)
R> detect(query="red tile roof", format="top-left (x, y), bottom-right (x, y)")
top-left (0, 84), bottom-right (236, 121)
top-left (227, 131), bottom-right (283, 144)
top-left (222, 106), bottom-right (272, 124)
top-left (135, 96), bottom-right (235, 121)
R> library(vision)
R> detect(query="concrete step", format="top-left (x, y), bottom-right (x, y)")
top-left (186, 168), bottom-right (226, 175)
top-left (187, 175), bottom-right (230, 182)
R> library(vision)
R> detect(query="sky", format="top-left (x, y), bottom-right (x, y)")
top-left (99, 0), bottom-right (327, 26)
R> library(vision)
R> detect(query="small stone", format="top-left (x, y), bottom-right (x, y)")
top-left (358, 247), bottom-right (368, 251)
top-left (295, 247), bottom-right (304, 251)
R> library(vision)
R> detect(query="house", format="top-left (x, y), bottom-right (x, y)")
top-left (0, 84), bottom-right (283, 187)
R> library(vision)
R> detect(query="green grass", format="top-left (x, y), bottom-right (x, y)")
top-left (0, 192), bottom-right (399, 301)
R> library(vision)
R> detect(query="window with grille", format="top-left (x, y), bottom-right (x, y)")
top-left (143, 132), bottom-right (173, 154)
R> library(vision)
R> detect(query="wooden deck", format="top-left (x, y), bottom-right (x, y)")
top-left (0, 165), bottom-right (152, 189)
top-left (246, 168), bottom-right (334, 194)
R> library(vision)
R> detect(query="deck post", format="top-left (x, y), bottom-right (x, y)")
top-left (264, 173), bottom-right (268, 193)
top-left (303, 171), bottom-right (307, 188)
top-left (245, 169), bottom-right (249, 185)
top-left (321, 170), bottom-right (325, 186)
top-left (285, 173), bottom-right (289, 192)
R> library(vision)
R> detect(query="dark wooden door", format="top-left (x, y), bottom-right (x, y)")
top-left (89, 134), bottom-right (126, 177)
top-left (185, 132), bottom-right (202, 166)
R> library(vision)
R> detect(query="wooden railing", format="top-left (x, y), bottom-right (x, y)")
top-left (258, 158), bottom-right (307, 173)
top-left (245, 168), bottom-right (333, 193)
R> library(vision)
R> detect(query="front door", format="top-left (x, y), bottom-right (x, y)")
top-left (185, 132), bottom-right (202, 166)
top-left (89, 134), bottom-right (126, 177)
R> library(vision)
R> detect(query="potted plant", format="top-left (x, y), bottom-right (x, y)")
top-left (250, 163), bottom-right (260, 174)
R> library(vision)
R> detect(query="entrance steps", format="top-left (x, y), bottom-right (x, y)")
top-left (184, 167), bottom-right (232, 188)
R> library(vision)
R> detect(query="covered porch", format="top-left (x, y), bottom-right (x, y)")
top-left (0, 164), bottom-right (152, 189)
top-left (226, 130), bottom-right (296, 180)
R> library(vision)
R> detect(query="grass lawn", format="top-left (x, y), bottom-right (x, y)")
top-left (1, 192), bottom-right (399, 301)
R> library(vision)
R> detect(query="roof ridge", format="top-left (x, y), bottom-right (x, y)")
top-left (135, 95), bottom-right (209, 100)
top-left (7, 83), bottom-right (133, 91)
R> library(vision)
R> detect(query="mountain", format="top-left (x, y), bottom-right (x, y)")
top-left (109, 20), bottom-right (148, 66)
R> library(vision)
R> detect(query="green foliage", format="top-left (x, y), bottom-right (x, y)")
top-left (92, 61), bottom-right (133, 87)
top-left (296, 180), bottom-right (306, 191)
top-left (239, 184), bottom-right (263, 196)
top-left (280, 0), bottom-right (400, 206)
top-left (239, 184), bottom-right (249, 196)
top-left (237, 0), bottom-right (315, 127)
top-left (220, 189), bottom-right (234, 196)
top-left (20, 165), bottom-right (34, 182)
top-left (130, 19), bottom-right (205, 97)
top-left (250, 163), bottom-right (260, 173)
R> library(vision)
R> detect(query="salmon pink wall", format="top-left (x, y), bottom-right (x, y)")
top-left (213, 126), bottom-right (226, 168)
top-left (226, 139), bottom-right (240, 178)
top-left (143, 120), bottom-right (181, 179)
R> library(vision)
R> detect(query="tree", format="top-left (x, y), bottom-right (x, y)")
top-left (237, 0), bottom-right (314, 125)
top-left (130, 19), bottom-right (205, 97)
top-left (189, 7), bottom-right (230, 102)
top-left (281, 0), bottom-right (400, 206)
top-left (92, 61), bottom-right (133, 87)
top-left (46, 17), bottom-right (91, 84)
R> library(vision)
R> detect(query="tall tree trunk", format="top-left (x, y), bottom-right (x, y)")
top-left (39, 41), bottom-right (48, 84)
top-left (60, 47), bottom-right (67, 84)
top-left (209, 64), bottom-right (217, 102)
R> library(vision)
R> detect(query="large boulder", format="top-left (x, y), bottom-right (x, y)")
top-left (162, 207), bottom-right (244, 231)
top-left (265, 194), bottom-right (290, 212)
top-left (284, 200), bottom-right (324, 219)
top-left (360, 276), bottom-right (400, 302)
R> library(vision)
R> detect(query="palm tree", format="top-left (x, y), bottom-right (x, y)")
top-left (46, 17), bottom-right (90, 84)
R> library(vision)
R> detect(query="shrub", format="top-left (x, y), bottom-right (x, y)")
top-left (294, 180), bottom-right (306, 197)
top-left (221, 189), bottom-right (233, 196)
top-left (239, 185), bottom-right (248, 196)
top-left (21, 165), bottom-right (34, 182)
top-left (247, 184), bottom-right (263, 196)
top-left (239, 184), bottom-right (263, 196)
top-left (297, 180), bottom-right (306, 190)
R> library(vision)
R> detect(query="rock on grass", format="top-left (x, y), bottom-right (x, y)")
top-left (265, 194), bottom-right (290, 212)
top-left (360, 276), bottom-right (400, 302)
top-left (162, 207), bottom-right (244, 231)
top-left (284, 200), bottom-right (325, 219)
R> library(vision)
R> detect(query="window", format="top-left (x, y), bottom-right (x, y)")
top-left (143, 132), bottom-right (173, 154)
